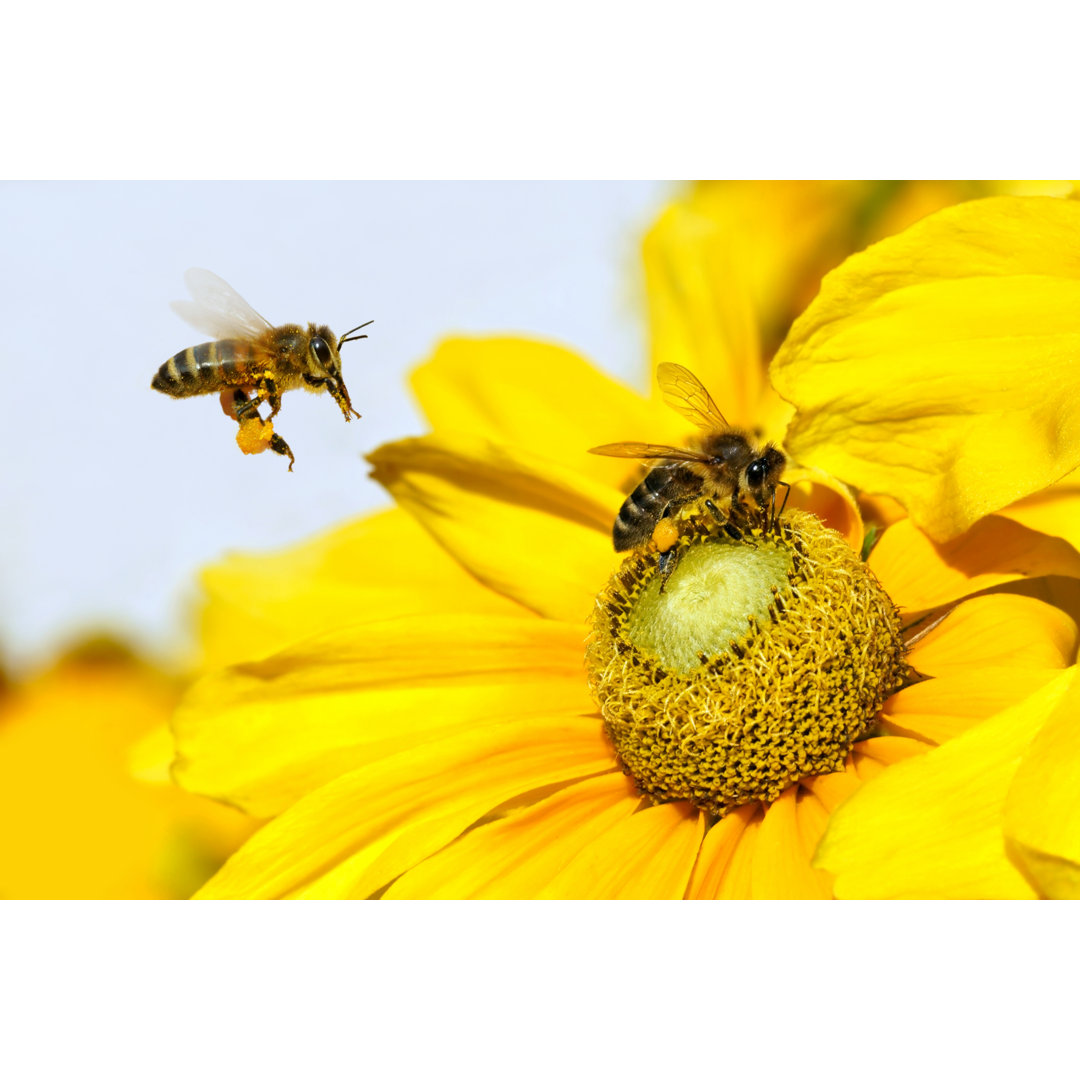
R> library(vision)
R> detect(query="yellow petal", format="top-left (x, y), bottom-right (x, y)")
top-left (643, 184), bottom-right (896, 442)
top-left (643, 200), bottom-right (766, 428)
top-left (852, 735), bottom-right (930, 766)
top-left (782, 464), bottom-right (864, 551)
top-left (384, 772), bottom-right (638, 899)
top-left (998, 472), bottom-right (1080, 554)
top-left (772, 196), bottom-right (1080, 541)
top-left (858, 492), bottom-right (907, 533)
top-left (412, 337), bottom-right (664, 489)
top-left (199, 508), bottom-right (522, 670)
top-left (866, 183), bottom-right (1074, 249)
top-left (815, 667), bottom-right (1076, 898)
top-left (853, 754), bottom-right (887, 783)
top-left (1004, 675), bottom-right (1080, 898)
top-left (367, 433), bottom-right (616, 623)
top-left (990, 577), bottom-right (1080, 636)
top-left (795, 789), bottom-right (834, 864)
top-left (750, 786), bottom-right (834, 899)
top-left (870, 515), bottom-right (1080, 614)
top-left (801, 760), bottom-right (862, 813)
top-left (889, 591), bottom-right (1078, 749)
top-left (882, 669), bottom-right (1066, 745)
top-left (906, 594), bottom-right (1078, 675)
top-left (661, 183), bottom-right (878, 361)
top-left (685, 804), bottom-right (759, 899)
top-left (713, 812), bottom-right (762, 899)
top-left (863, 181), bottom-right (987, 243)
top-left (128, 721), bottom-right (176, 783)
top-left (174, 614), bottom-right (594, 819)
top-left (196, 715), bottom-right (613, 899)
top-left (535, 801), bottom-right (704, 899)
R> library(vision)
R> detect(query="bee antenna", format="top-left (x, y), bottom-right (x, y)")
top-left (339, 319), bottom-right (374, 346)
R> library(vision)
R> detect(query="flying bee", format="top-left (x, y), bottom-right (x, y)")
top-left (151, 268), bottom-right (372, 470)
top-left (589, 363), bottom-right (788, 580)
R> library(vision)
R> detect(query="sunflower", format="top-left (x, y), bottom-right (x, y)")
top-left (173, 184), bottom-right (1080, 899)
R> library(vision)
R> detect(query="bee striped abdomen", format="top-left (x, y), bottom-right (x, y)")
top-left (151, 339), bottom-right (249, 398)
top-left (613, 466), bottom-right (688, 552)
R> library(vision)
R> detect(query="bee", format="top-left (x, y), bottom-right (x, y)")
top-left (589, 363), bottom-right (788, 579)
top-left (151, 268), bottom-right (372, 470)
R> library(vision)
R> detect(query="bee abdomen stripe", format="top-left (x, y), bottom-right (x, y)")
top-left (153, 341), bottom-right (236, 396)
top-left (620, 480), bottom-right (668, 515)
top-left (152, 354), bottom-right (184, 389)
top-left (172, 346), bottom-right (202, 383)
top-left (169, 342), bottom-right (242, 382)
top-left (207, 339), bottom-right (239, 377)
top-left (644, 469), bottom-right (671, 494)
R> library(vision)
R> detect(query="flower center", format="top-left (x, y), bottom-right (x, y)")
top-left (586, 504), bottom-right (906, 816)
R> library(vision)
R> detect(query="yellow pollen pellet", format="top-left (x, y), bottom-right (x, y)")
top-left (652, 519), bottom-right (680, 553)
top-left (236, 417), bottom-right (274, 456)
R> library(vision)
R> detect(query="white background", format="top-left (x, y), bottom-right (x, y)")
top-left (0, 182), bottom-right (670, 671)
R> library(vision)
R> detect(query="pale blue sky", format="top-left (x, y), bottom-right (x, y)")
top-left (0, 181), bottom-right (671, 670)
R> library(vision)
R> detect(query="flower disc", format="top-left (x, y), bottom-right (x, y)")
top-left (587, 506), bottom-right (907, 816)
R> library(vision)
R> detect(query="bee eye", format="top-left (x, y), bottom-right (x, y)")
top-left (746, 459), bottom-right (768, 486)
top-left (312, 337), bottom-right (332, 365)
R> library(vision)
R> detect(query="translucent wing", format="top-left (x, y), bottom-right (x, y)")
top-left (589, 441), bottom-right (715, 463)
top-left (170, 268), bottom-right (273, 340)
top-left (656, 363), bottom-right (730, 430)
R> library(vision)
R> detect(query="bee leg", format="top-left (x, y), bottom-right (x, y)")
top-left (268, 432), bottom-right (295, 472)
top-left (657, 547), bottom-right (681, 593)
top-left (228, 388), bottom-right (292, 470)
top-left (231, 389), bottom-right (262, 423)
top-left (303, 375), bottom-right (358, 421)
top-left (329, 381), bottom-right (361, 422)
top-left (706, 498), bottom-right (748, 543)
top-left (255, 375), bottom-right (283, 419)
top-left (772, 481), bottom-right (791, 532)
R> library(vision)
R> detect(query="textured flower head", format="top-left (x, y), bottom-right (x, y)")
top-left (173, 182), bottom-right (1080, 899)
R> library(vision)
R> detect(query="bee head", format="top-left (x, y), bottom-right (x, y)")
top-left (743, 446), bottom-right (786, 506)
top-left (314, 319), bottom-right (371, 382)
top-left (308, 323), bottom-right (344, 381)
top-left (306, 320), bottom-right (371, 422)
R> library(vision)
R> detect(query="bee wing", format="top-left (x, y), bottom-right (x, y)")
top-left (656, 363), bottom-right (730, 430)
top-left (170, 268), bottom-right (273, 340)
top-left (589, 441), bottom-right (715, 463)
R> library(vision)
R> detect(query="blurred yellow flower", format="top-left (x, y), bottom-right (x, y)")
top-left (172, 182), bottom-right (1080, 899)
top-left (0, 641), bottom-right (255, 899)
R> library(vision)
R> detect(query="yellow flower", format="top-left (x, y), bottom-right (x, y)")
top-left (0, 641), bottom-right (255, 899)
top-left (174, 183), bottom-right (1080, 899)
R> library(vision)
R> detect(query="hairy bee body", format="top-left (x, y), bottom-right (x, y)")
top-left (152, 326), bottom-right (323, 400)
top-left (611, 432), bottom-right (784, 551)
top-left (152, 270), bottom-right (371, 470)
top-left (592, 365), bottom-right (788, 558)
